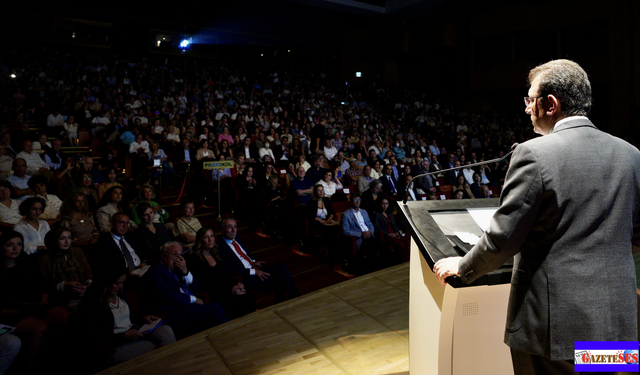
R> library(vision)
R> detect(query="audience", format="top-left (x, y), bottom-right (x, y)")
top-left (0, 43), bottom-right (532, 373)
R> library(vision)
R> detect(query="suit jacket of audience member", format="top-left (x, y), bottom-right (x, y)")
top-left (173, 146), bottom-right (196, 166)
top-left (216, 237), bottom-right (258, 279)
top-left (356, 175), bottom-right (373, 193)
top-left (414, 173), bottom-right (435, 193)
top-left (429, 162), bottom-right (444, 176)
top-left (380, 174), bottom-right (399, 196)
top-left (235, 144), bottom-right (259, 162)
top-left (341, 208), bottom-right (375, 249)
top-left (272, 144), bottom-right (288, 161)
top-left (445, 169), bottom-right (460, 185)
top-left (398, 182), bottom-right (417, 201)
top-left (373, 212), bottom-right (399, 236)
top-left (91, 232), bottom-right (148, 274)
top-left (142, 261), bottom-right (200, 309)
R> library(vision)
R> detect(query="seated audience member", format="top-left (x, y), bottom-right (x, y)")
top-left (452, 174), bottom-right (474, 199)
top-left (15, 140), bottom-right (51, 177)
top-left (14, 197), bottom-right (51, 256)
top-left (235, 165), bottom-right (259, 207)
top-left (370, 159), bottom-right (383, 180)
top-left (341, 192), bottom-right (391, 271)
top-left (454, 190), bottom-right (464, 199)
top-left (173, 138), bottom-right (195, 175)
top-left (380, 164), bottom-right (399, 197)
top-left (37, 227), bottom-right (93, 310)
top-left (283, 162), bottom-right (296, 189)
top-left (43, 139), bottom-right (63, 171)
top-left (217, 218), bottom-right (299, 303)
top-left (131, 184), bottom-right (169, 226)
top-left (74, 172), bottom-right (99, 213)
top-left (172, 199), bottom-right (201, 247)
top-left (28, 175), bottom-right (62, 220)
top-left (316, 169), bottom-right (343, 200)
top-left (7, 158), bottom-right (32, 201)
top-left (357, 165), bottom-right (374, 195)
top-left (290, 166), bottom-right (313, 206)
top-left (195, 139), bottom-right (215, 162)
top-left (237, 136), bottom-right (258, 164)
top-left (92, 213), bottom-right (148, 276)
top-left (52, 156), bottom-right (76, 196)
top-left (360, 179), bottom-right (383, 216)
top-left (306, 155), bottom-right (325, 184)
top-left (81, 156), bottom-right (102, 186)
top-left (59, 192), bottom-right (99, 248)
top-left (96, 166), bottom-right (122, 201)
top-left (149, 140), bottom-right (176, 187)
top-left (398, 174), bottom-right (418, 201)
top-left (141, 242), bottom-right (229, 334)
top-left (76, 268), bottom-right (176, 368)
top-left (135, 202), bottom-right (170, 261)
top-left (96, 186), bottom-right (127, 233)
top-left (413, 160), bottom-right (437, 194)
top-left (470, 172), bottom-right (484, 198)
top-left (344, 159), bottom-right (363, 187)
top-left (305, 185), bottom-right (340, 249)
top-left (295, 154), bottom-right (311, 172)
top-left (373, 197), bottom-right (410, 262)
top-left (62, 116), bottom-right (78, 145)
top-left (129, 134), bottom-right (150, 174)
top-left (0, 181), bottom-right (22, 228)
top-left (0, 145), bottom-right (14, 180)
top-left (0, 231), bottom-right (68, 375)
top-left (261, 175), bottom-right (288, 238)
top-left (188, 228), bottom-right (256, 318)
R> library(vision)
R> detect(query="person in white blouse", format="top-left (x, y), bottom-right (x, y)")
top-left (129, 134), bottom-right (150, 157)
top-left (14, 197), bottom-right (51, 255)
top-left (63, 115), bottom-right (79, 145)
top-left (315, 170), bottom-right (343, 199)
top-left (0, 181), bottom-right (22, 228)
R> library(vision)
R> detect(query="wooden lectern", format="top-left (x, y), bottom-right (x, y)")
top-left (398, 199), bottom-right (514, 375)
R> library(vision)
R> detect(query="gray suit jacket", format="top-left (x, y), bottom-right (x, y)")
top-left (341, 208), bottom-right (375, 249)
top-left (458, 117), bottom-right (640, 360)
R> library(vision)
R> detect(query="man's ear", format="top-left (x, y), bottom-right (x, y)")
top-left (545, 94), bottom-right (561, 116)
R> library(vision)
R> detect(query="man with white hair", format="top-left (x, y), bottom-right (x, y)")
top-left (142, 241), bottom-right (228, 334)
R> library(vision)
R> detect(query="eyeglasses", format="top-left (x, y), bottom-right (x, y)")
top-left (82, 177), bottom-right (92, 181)
top-left (524, 96), bottom-right (543, 106)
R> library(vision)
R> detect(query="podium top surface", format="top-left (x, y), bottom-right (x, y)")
top-left (397, 199), bottom-right (512, 287)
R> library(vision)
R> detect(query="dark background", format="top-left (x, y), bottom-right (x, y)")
top-left (1, 0), bottom-right (639, 140)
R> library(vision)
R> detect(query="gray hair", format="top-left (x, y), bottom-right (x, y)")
top-left (162, 241), bottom-right (183, 253)
top-left (528, 59), bottom-right (592, 117)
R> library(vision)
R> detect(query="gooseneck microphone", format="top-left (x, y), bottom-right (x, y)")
top-left (402, 143), bottom-right (519, 205)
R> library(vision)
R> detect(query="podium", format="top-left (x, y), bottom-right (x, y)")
top-left (397, 199), bottom-right (514, 375)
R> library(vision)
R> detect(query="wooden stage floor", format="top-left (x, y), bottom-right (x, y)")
top-left (99, 263), bottom-right (410, 375)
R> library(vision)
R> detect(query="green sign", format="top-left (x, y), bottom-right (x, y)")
top-left (203, 161), bottom-right (235, 170)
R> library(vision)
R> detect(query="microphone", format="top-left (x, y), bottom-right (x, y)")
top-left (402, 143), bottom-right (519, 205)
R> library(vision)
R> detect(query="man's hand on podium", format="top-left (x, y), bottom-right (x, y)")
top-left (434, 257), bottom-right (462, 286)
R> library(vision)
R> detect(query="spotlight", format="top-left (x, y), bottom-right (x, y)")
top-left (179, 39), bottom-right (190, 48)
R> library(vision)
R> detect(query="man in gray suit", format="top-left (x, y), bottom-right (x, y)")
top-left (435, 59), bottom-right (640, 374)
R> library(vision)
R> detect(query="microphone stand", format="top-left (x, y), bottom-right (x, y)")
top-left (402, 144), bottom-right (519, 205)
